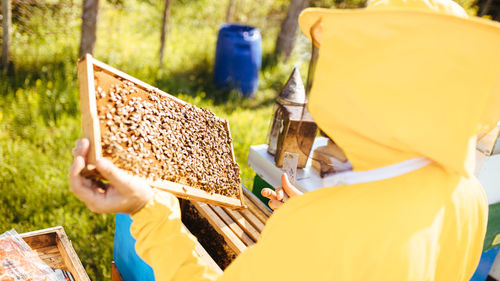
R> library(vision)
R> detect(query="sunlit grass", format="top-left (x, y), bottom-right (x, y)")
top-left (0, 0), bottom-right (311, 279)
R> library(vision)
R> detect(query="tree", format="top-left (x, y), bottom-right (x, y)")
top-left (79, 0), bottom-right (99, 58)
top-left (2, 0), bottom-right (11, 70)
top-left (275, 0), bottom-right (309, 62)
top-left (478, 0), bottom-right (494, 17)
top-left (159, 0), bottom-right (173, 68)
top-left (226, 0), bottom-right (235, 22)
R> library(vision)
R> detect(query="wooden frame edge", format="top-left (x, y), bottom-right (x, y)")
top-left (20, 226), bottom-right (64, 238)
top-left (209, 205), bottom-right (255, 247)
top-left (53, 227), bottom-right (91, 281)
top-left (191, 202), bottom-right (247, 253)
top-left (151, 178), bottom-right (243, 209)
top-left (224, 121), bottom-right (246, 209)
top-left (242, 186), bottom-right (272, 216)
top-left (77, 54), bottom-right (101, 165)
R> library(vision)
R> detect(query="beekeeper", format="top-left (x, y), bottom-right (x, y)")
top-left (69, 0), bottom-right (500, 279)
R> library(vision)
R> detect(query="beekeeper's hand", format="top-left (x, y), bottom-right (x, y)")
top-left (261, 173), bottom-right (303, 210)
top-left (69, 138), bottom-right (153, 215)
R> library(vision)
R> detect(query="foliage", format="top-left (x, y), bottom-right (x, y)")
top-left (0, 0), bottom-right (306, 279)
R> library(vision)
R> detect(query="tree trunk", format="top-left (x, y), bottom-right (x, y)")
top-left (226, 0), bottom-right (235, 22)
top-left (79, 0), bottom-right (99, 58)
top-left (479, 0), bottom-right (493, 16)
top-left (275, 0), bottom-right (309, 62)
top-left (2, 0), bottom-right (11, 70)
top-left (159, 0), bottom-right (173, 68)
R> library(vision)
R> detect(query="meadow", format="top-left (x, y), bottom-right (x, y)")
top-left (0, 0), bottom-right (478, 279)
top-left (0, 0), bottom-right (312, 279)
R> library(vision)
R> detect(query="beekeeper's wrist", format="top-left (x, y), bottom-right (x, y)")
top-left (131, 189), bottom-right (179, 219)
top-left (129, 188), bottom-right (154, 215)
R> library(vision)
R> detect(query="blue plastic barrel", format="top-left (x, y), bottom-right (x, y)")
top-left (214, 24), bottom-right (262, 97)
top-left (113, 213), bottom-right (155, 281)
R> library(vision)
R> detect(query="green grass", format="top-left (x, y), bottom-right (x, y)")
top-left (0, 0), bottom-right (310, 279)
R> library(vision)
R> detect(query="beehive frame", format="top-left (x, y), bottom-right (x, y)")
top-left (78, 54), bottom-right (245, 209)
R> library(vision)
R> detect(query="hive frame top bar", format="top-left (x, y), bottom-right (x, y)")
top-left (77, 54), bottom-right (245, 210)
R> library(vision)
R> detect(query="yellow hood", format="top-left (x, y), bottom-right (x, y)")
top-left (299, 0), bottom-right (500, 175)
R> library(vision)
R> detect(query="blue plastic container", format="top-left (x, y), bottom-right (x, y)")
top-left (470, 246), bottom-right (500, 281)
top-left (114, 213), bottom-right (155, 281)
top-left (214, 24), bottom-right (262, 97)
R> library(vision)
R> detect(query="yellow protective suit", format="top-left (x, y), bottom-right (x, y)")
top-left (130, 0), bottom-right (500, 280)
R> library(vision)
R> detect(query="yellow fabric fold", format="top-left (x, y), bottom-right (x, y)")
top-left (300, 7), bottom-right (500, 174)
top-left (131, 163), bottom-right (488, 280)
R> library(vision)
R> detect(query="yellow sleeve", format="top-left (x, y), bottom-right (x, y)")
top-left (128, 191), bottom-right (296, 281)
top-left (130, 191), bottom-right (221, 281)
top-left (479, 78), bottom-right (500, 134)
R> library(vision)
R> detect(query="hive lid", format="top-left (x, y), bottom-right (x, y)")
top-left (277, 67), bottom-right (306, 106)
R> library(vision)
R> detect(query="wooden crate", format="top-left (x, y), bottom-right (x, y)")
top-left (20, 226), bottom-right (90, 281)
top-left (77, 54), bottom-right (244, 209)
top-left (182, 186), bottom-right (271, 268)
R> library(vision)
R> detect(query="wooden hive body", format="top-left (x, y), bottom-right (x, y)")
top-left (21, 227), bottom-right (90, 281)
top-left (181, 186), bottom-right (271, 269)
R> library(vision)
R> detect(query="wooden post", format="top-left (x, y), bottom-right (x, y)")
top-left (479, 0), bottom-right (494, 16)
top-left (226, 0), bottom-right (235, 22)
top-left (2, 0), bottom-right (11, 70)
top-left (159, 0), bottom-right (173, 68)
top-left (79, 0), bottom-right (99, 58)
top-left (275, 0), bottom-right (309, 62)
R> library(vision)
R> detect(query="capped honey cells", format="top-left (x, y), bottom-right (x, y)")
top-left (95, 79), bottom-right (241, 198)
